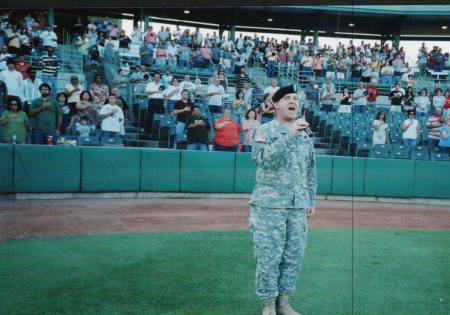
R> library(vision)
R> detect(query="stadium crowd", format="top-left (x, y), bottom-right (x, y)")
top-left (0, 12), bottom-right (449, 155)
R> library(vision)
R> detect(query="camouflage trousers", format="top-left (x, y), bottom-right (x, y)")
top-left (249, 206), bottom-right (307, 300)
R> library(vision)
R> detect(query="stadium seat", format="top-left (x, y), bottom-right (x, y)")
top-left (431, 152), bottom-right (449, 161)
top-left (101, 136), bottom-right (123, 147)
top-left (411, 150), bottom-right (430, 160)
top-left (370, 149), bottom-right (389, 159)
top-left (356, 142), bottom-right (374, 157)
top-left (375, 143), bottom-right (392, 151)
top-left (77, 136), bottom-right (101, 146)
top-left (391, 150), bottom-right (410, 160)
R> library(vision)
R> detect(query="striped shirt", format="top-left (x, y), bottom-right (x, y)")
top-left (426, 116), bottom-right (443, 140)
top-left (40, 54), bottom-right (60, 77)
top-left (234, 74), bottom-right (250, 90)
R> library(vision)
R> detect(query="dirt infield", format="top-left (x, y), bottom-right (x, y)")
top-left (1, 198), bottom-right (449, 241)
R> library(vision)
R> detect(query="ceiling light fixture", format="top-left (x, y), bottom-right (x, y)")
top-left (184, 10), bottom-right (190, 14)
top-left (267, 18), bottom-right (273, 22)
top-left (349, 23), bottom-right (355, 27)
top-left (442, 25), bottom-right (448, 30)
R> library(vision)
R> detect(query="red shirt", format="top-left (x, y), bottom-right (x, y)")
top-left (365, 86), bottom-right (380, 103)
top-left (15, 62), bottom-right (31, 80)
top-left (213, 118), bottom-right (241, 146)
top-left (443, 96), bottom-right (450, 110)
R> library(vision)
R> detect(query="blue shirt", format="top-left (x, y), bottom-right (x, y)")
top-left (178, 46), bottom-right (191, 61)
top-left (439, 125), bottom-right (450, 147)
top-left (305, 84), bottom-right (318, 101)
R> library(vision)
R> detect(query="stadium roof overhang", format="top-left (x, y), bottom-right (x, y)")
top-left (9, 4), bottom-right (450, 41)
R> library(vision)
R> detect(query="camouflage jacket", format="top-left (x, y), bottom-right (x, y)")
top-left (249, 120), bottom-right (317, 209)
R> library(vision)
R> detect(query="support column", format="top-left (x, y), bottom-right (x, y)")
top-left (230, 25), bottom-right (236, 41)
top-left (300, 30), bottom-right (308, 42)
top-left (394, 34), bottom-right (400, 46)
top-left (48, 8), bottom-right (54, 27)
top-left (313, 29), bottom-right (319, 46)
top-left (144, 15), bottom-right (149, 32)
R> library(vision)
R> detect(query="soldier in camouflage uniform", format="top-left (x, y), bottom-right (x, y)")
top-left (249, 84), bottom-right (317, 315)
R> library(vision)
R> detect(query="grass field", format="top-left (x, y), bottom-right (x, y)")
top-left (1, 229), bottom-right (448, 315)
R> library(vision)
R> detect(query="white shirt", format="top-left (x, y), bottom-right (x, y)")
top-left (180, 80), bottom-right (195, 91)
top-left (402, 119), bottom-right (419, 139)
top-left (0, 69), bottom-right (24, 100)
top-left (145, 80), bottom-right (164, 99)
top-left (100, 104), bottom-right (124, 132)
top-left (353, 88), bottom-right (368, 106)
top-left (40, 30), bottom-right (58, 48)
top-left (264, 86), bottom-right (279, 96)
top-left (172, 29), bottom-right (181, 41)
top-left (207, 84), bottom-right (225, 105)
top-left (22, 77), bottom-right (43, 103)
top-left (65, 83), bottom-right (84, 104)
top-left (164, 85), bottom-right (182, 101)
top-left (167, 44), bottom-right (178, 57)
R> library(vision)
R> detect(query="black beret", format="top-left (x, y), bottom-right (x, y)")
top-left (272, 84), bottom-right (297, 102)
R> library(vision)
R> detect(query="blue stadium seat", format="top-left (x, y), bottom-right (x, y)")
top-left (391, 150), bottom-right (410, 160)
top-left (370, 149), bottom-right (389, 159)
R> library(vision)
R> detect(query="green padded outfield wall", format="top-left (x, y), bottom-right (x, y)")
top-left (0, 145), bottom-right (13, 192)
top-left (81, 147), bottom-right (140, 192)
top-left (331, 157), bottom-right (366, 196)
top-left (141, 149), bottom-right (180, 191)
top-left (316, 156), bottom-right (333, 194)
top-left (180, 151), bottom-right (235, 192)
top-left (413, 160), bottom-right (450, 198)
top-left (364, 158), bottom-right (415, 197)
top-left (234, 152), bottom-right (256, 193)
top-left (14, 145), bottom-right (81, 192)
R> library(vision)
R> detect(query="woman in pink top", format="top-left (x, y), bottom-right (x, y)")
top-left (313, 53), bottom-right (323, 77)
top-left (201, 44), bottom-right (212, 67)
top-left (154, 43), bottom-right (168, 66)
top-left (145, 26), bottom-right (157, 48)
top-left (241, 109), bottom-right (261, 152)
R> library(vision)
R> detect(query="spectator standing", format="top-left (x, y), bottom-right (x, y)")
top-left (172, 89), bottom-right (193, 148)
top-left (118, 30), bottom-right (131, 53)
top-left (140, 41), bottom-right (153, 67)
top-left (56, 92), bottom-right (75, 136)
top-left (89, 73), bottom-right (109, 110)
top-left (251, 82), bottom-right (264, 109)
top-left (365, 79), bottom-right (379, 106)
top-left (164, 77), bottom-right (181, 115)
top-left (0, 96), bottom-right (28, 143)
top-left (380, 61), bottom-right (394, 84)
top-left (64, 75), bottom-right (84, 107)
top-left (15, 55), bottom-right (31, 80)
top-left (303, 77), bottom-right (318, 115)
top-left (241, 109), bottom-right (260, 152)
top-left (234, 66), bottom-right (251, 91)
top-left (352, 82), bottom-right (368, 114)
top-left (185, 106), bottom-right (210, 151)
top-left (213, 108), bottom-right (241, 151)
top-left (0, 59), bottom-right (23, 101)
top-left (403, 86), bottom-right (415, 113)
top-left (401, 111), bottom-right (420, 147)
top-left (76, 91), bottom-right (98, 128)
top-left (231, 89), bottom-right (247, 124)
top-left (263, 79), bottom-right (279, 96)
top-left (144, 26), bottom-right (157, 49)
top-left (338, 86), bottom-right (352, 113)
top-left (265, 46), bottom-right (277, 78)
top-left (426, 107), bottom-right (444, 147)
top-left (22, 68), bottom-right (43, 112)
top-left (130, 24), bottom-right (142, 44)
top-left (261, 93), bottom-right (275, 124)
top-left (372, 110), bottom-right (389, 145)
top-left (111, 87), bottom-right (129, 135)
top-left (320, 85), bottom-right (336, 113)
top-left (438, 117), bottom-right (450, 154)
top-left (154, 43), bottom-right (168, 66)
top-left (166, 40), bottom-right (178, 66)
top-left (145, 72), bottom-right (165, 134)
top-left (75, 34), bottom-right (90, 67)
top-left (415, 88), bottom-right (431, 117)
top-left (99, 94), bottom-right (124, 142)
top-left (177, 40), bottom-right (191, 68)
top-left (39, 25), bottom-right (57, 50)
top-left (392, 55), bottom-right (403, 83)
top-left (217, 68), bottom-right (228, 92)
top-left (28, 83), bottom-right (62, 145)
top-left (39, 47), bottom-right (59, 97)
top-left (207, 77), bottom-right (225, 114)
top-left (432, 88), bottom-right (444, 115)
top-left (389, 83), bottom-right (404, 113)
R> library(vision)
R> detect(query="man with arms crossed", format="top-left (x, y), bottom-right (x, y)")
top-left (249, 84), bottom-right (317, 315)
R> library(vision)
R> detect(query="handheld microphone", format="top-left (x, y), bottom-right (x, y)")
top-left (297, 116), bottom-right (313, 138)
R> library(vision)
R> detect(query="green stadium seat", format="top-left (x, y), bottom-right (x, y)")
top-left (411, 150), bottom-right (430, 160)
top-left (431, 152), bottom-right (449, 161)
top-left (370, 149), bottom-right (389, 159)
top-left (391, 150), bottom-right (410, 160)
